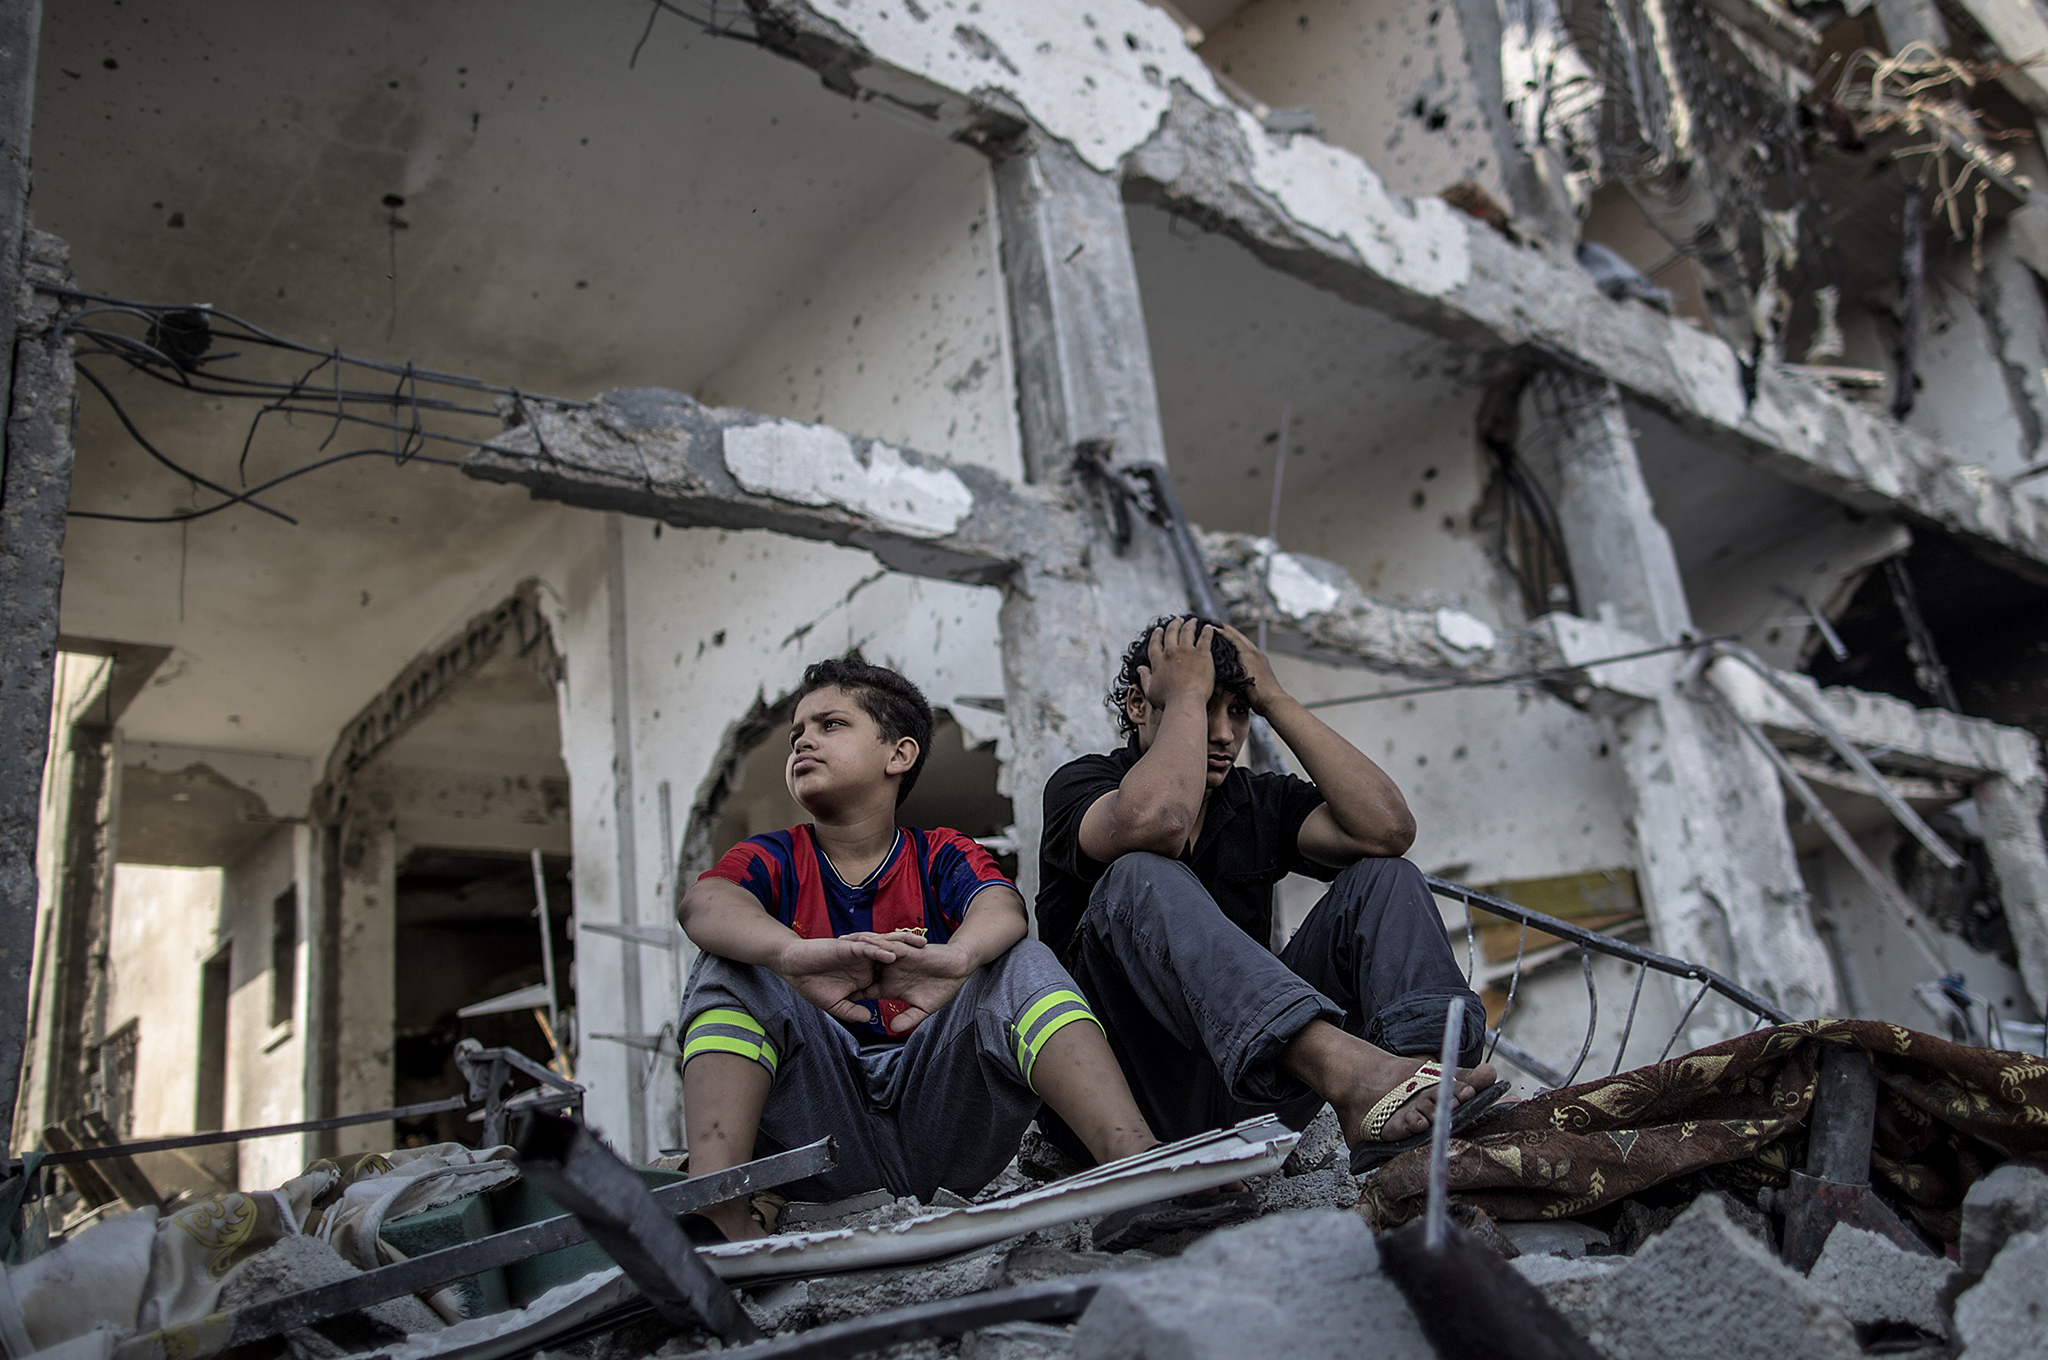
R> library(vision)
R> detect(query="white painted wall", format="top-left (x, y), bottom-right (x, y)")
top-left (1270, 654), bottom-right (1638, 937)
top-left (220, 827), bottom-right (309, 1188)
top-left (104, 863), bottom-right (223, 1139)
top-left (699, 148), bottom-right (1021, 480)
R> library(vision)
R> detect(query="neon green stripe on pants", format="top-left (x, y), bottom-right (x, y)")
top-left (681, 1032), bottom-right (779, 1075)
top-left (1011, 989), bottom-right (1099, 1088)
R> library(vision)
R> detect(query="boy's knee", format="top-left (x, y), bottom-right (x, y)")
top-left (1332, 855), bottom-right (1427, 896)
top-left (1092, 852), bottom-right (1210, 931)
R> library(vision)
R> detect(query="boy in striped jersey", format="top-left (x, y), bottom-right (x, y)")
top-left (676, 656), bottom-right (1159, 1241)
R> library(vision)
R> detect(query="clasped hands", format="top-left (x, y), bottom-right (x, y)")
top-left (773, 931), bottom-right (974, 1035)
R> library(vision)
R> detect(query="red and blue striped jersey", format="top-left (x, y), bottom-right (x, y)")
top-left (700, 825), bottom-right (1012, 1040)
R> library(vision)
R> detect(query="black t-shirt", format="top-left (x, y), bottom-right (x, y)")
top-left (1036, 743), bottom-right (1339, 962)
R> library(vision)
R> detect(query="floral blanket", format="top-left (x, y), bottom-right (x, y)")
top-left (1356, 1019), bottom-right (2048, 1242)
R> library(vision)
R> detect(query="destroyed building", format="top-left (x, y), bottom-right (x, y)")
top-left (4, 0), bottom-right (2048, 1353)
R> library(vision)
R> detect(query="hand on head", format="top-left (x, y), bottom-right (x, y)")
top-left (1138, 617), bottom-right (1217, 712)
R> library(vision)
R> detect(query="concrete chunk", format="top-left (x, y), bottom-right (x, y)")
top-left (1807, 1224), bottom-right (1956, 1340)
top-left (1958, 1163), bottom-right (2048, 1285)
top-left (1070, 1212), bottom-right (1432, 1360)
top-left (1578, 1196), bottom-right (1860, 1360)
top-left (1954, 1229), bottom-right (2048, 1360)
top-left (1499, 1220), bottom-right (1611, 1258)
top-left (960, 1321), bottom-right (1076, 1359)
top-left (1510, 1253), bottom-right (1623, 1326)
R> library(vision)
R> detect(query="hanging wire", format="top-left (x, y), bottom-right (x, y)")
top-left (1301, 634), bottom-right (1730, 711)
top-left (40, 286), bottom-right (590, 526)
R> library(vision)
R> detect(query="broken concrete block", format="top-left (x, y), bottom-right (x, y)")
top-left (1958, 1162), bottom-right (2048, 1286)
top-left (959, 1321), bottom-right (1076, 1359)
top-left (1070, 1211), bottom-right (1433, 1360)
top-left (1807, 1224), bottom-right (1955, 1341)
top-left (994, 1244), bottom-right (1144, 1287)
top-left (1499, 1220), bottom-right (1611, 1258)
top-left (1252, 1167), bottom-right (1355, 1216)
top-left (1577, 1196), bottom-right (1860, 1360)
top-left (1953, 1228), bottom-right (2048, 1360)
top-left (1511, 1254), bottom-right (1622, 1326)
top-left (1281, 1106), bottom-right (1343, 1175)
top-left (800, 1242), bottom-right (1010, 1326)
top-left (778, 1188), bottom-right (904, 1229)
top-left (218, 1234), bottom-right (442, 1360)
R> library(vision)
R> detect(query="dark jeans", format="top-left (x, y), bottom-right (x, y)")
top-left (1059, 852), bottom-right (1483, 1148)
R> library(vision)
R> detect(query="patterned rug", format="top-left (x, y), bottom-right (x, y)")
top-left (1355, 1019), bottom-right (2048, 1242)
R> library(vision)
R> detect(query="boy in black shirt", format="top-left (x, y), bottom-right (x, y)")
top-left (1038, 616), bottom-right (1503, 1172)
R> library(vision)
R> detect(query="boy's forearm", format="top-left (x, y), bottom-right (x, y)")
top-left (1117, 700), bottom-right (1211, 836)
top-left (1262, 694), bottom-right (1415, 849)
top-left (948, 888), bottom-right (1029, 968)
top-left (679, 884), bottom-right (802, 970)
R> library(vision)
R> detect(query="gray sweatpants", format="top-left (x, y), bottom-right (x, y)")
top-left (680, 940), bottom-right (1097, 1202)
top-left (1060, 852), bottom-right (1484, 1147)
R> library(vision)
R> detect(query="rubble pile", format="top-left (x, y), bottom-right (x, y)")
top-left (10, 1129), bottom-right (2045, 1360)
top-left (671, 1159), bottom-right (2043, 1359)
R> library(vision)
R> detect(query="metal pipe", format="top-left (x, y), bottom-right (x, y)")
top-left (515, 1113), bottom-right (762, 1344)
top-left (1711, 643), bottom-right (1961, 870)
top-left (1424, 998), bottom-right (1465, 1251)
top-left (32, 1095), bottom-right (468, 1168)
top-left (1427, 876), bottom-right (1790, 1025)
top-left (532, 848), bottom-right (561, 1056)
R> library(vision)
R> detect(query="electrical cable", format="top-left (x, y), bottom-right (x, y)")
top-left (38, 285), bottom-right (586, 526)
top-left (1300, 634), bottom-right (1729, 711)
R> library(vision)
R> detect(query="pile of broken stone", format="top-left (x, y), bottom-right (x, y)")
top-left (611, 1118), bottom-right (2041, 1360)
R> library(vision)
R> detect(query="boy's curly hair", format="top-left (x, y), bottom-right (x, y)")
top-left (1104, 614), bottom-right (1253, 738)
top-left (796, 655), bottom-right (933, 806)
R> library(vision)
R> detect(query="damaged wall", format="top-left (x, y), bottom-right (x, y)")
top-left (698, 148), bottom-right (1022, 480)
top-left (1198, 0), bottom-right (1507, 207)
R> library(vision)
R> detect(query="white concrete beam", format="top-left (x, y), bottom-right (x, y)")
top-left (993, 136), bottom-right (1170, 482)
top-left (1201, 530), bottom-right (1523, 680)
top-left (467, 389), bottom-right (1074, 586)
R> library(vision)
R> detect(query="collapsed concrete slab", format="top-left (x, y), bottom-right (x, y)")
top-left (1806, 1224), bottom-right (1956, 1342)
top-left (1956, 1162), bottom-right (2048, 1289)
top-left (1069, 1211), bottom-right (1433, 1360)
top-left (1574, 1196), bottom-right (1861, 1360)
top-left (1952, 1228), bottom-right (2048, 1360)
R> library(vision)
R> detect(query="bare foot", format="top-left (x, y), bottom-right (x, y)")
top-left (1330, 1054), bottom-right (1498, 1147)
top-left (1279, 1021), bottom-right (1499, 1150)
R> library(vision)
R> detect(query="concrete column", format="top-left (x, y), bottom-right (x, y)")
top-left (1, 227), bottom-right (73, 1154)
top-left (18, 676), bottom-right (114, 1141)
top-left (1980, 232), bottom-right (2048, 474)
top-left (992, 136), bottom-right (1169, 484)
top-left (332, 790), bottom-right (397, 1157)
top-left (1527, 369), bottom-right (1838, 1023)
top-left (991, 137), bottom-right (1186, 900)
top-left (1975, 771), bottom-right (2048, 1013)
top-left (1519, 370), bottom-right (1691, 641)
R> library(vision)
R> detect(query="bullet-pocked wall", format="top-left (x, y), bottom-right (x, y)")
top-left (1198, 0), bottom-right (1511, 208)
top-left (1127, 203), bottom-right (1639, 929)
